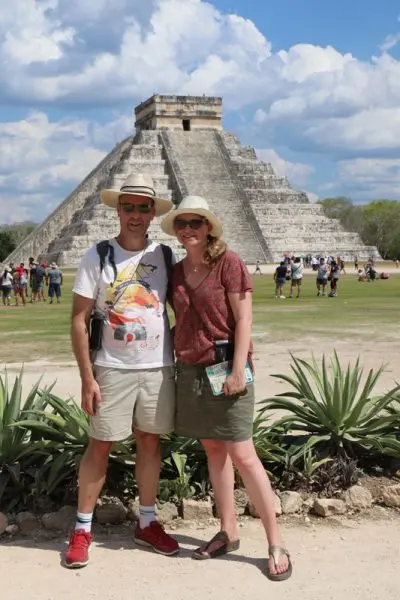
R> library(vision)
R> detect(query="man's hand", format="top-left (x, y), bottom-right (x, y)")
top-left (223, 371), bottom-right (245, 396)
top-left (81, 377), bottom-right (102, 416)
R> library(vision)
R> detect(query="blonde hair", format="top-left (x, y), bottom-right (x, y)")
top-left (204, 234), bottom-right (228, 268)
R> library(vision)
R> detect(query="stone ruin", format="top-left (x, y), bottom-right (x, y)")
top-left (6, 94), bottom-right (379, 265)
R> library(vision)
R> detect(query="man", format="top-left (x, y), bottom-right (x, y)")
top-left (30, 261), bottom-right (46, 302)
top-left (65, 172), bottom-right (178, 569)
top-left (46, 262), bottom-right (63, 304)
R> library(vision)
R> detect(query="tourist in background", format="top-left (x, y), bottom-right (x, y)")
top-left (1, 266), bottom-right (13, 306)
top-left (328, 260), bottom-right (340, 297)
top-left (13, 262), bottom-right (28, 307)
top-left (316, 258), bottom-right (328, 296)
top-left (31, 262), bottom-right (47, 302)
top-left (46, 262), bottom-right (63, 304)
top-left (254, 259), bottom-right (262, 275)
top-left (162, 196), bottom-right (292, 582)
top-left (273, 261), bottom-right (288, 299)
top-left (289, 256), bottom-right (303, 299)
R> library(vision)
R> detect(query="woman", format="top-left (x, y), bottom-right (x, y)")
top-left (162, 195), bottom-right (292, 581)
top-left (273, 261), bottom-right (288, 299)
top-left (289, 256), bottom-right (303, 299)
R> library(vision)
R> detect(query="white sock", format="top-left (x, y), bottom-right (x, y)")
top-left (75, 511), bottom-right (93, 533)
top-left (139, 505), bottom-right (156, 529)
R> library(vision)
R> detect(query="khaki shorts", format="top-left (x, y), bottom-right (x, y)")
top-left (89, 365), bottom-right (176, 441)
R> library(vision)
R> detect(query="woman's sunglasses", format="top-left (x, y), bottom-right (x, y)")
top-left (119, 202), bottom-right (153, 214)
top-left (174, 218), bottom-right (206, 230)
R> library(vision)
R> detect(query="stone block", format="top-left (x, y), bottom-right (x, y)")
top-left (41, 506), bottom-right (76, 531)
top-left (344, 486), bottom-right (373, 510)
top-left (233, 488), bottom-right (249, 516)
top-left (312, 498), bottom-right (347, 518)
top-left (16, 511), bottom-right (38, 535)
top-left (382, 484), bottom-right (400, 508)
top-left (96, 497), bottom-right (127, 524)
top-left (247, 491), bottom-right (282, 518)
top-left (181, 498), bottom-right (212, 521)
top-left (157, 502), bottom-right (179, 524)
top-left (5, 524), bottom-right (19, 536)
top-left (280, 491), bottom-right (303, 514)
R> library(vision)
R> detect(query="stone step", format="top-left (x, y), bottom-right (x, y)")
top-left (162, 130), bottom-right (264, 262)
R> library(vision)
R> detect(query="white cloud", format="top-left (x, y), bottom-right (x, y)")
top-left (334, 158), bottom-right (400, 199)
top-left (256, 148), bottom-right (314, 187)
top-left (0, 111), bottom-right (110, 222)
top-left (0, 1), bottom-right (75, 66)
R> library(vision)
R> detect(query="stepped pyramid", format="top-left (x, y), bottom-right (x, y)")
top-left (6, 94), bottom-right (378, 265)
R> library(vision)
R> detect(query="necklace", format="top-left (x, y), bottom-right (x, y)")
top-left (187, 261), bottom-right (203, 274)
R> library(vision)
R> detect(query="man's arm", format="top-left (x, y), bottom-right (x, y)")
top-left (71, 293), bottom-right (101, 416)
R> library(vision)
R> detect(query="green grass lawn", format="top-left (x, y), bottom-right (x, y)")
top-left (0, 270), bottom-right (399, 363)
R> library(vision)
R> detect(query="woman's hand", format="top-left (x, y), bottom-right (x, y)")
top-left (223, 371), bottom-right (246, 396)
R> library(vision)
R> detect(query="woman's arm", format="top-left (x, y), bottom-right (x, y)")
top-left (224, 290), bottom-right (252, 395)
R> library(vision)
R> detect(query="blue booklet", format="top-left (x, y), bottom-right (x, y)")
top-left (205, 360), bottom-right (254, 396)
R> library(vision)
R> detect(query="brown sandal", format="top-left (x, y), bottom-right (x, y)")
top-left (192, 530), bottom-right (240, 560)
top-left (265, 546), bottom-right (292, 581)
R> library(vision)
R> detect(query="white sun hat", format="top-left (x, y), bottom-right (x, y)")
top-left (161, 195), bottom-right (223, 237)
top-left (100, 172), bottom-right (173, 217)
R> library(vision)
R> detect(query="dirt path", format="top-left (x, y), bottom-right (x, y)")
top-left (5, 335), bottom-right (400, 405)
top-left (1, 517), bottom-right (399, 600)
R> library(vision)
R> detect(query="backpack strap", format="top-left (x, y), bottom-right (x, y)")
top-left (96, 240), bottom-right (117, 287)
top-left (160, 243), bottom-right (173, 282)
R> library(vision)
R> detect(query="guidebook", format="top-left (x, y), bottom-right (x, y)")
top-left (205, 360), bottom-right (254, 396)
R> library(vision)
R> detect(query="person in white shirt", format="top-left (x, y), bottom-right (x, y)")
top-left (289, 257), bottom-right (303, 299)
top-left (316, 258), bottom-right (328, 296)
top-left (1, 266), bottom-right (13, 306)
top-left (65, 172), bottom-right (179, 569)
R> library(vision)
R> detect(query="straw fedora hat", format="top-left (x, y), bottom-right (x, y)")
top-left (100, 172), bottom-right (173, 217)
top-left (161, 195), bottom-right (223, 237)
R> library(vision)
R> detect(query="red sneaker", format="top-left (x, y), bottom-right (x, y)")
top-left (64, 529), bottom-right (92, 568)
top-left (134, 521), bottom-right (179, 556)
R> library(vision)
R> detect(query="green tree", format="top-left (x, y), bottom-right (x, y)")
top-left (361, 201), bottom-right (400, 259)
top-left (0, 230), bottom-right (16, 262)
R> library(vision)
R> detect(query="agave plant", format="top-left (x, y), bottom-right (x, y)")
top-left (0, 370), bottom-right (49, 509)
top-left (259, 351), bottom-right (400, 459)
top-left (15, 388), bottom-right (134, 498)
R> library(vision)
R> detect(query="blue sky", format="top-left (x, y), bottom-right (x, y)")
top-left (0, 0), bottom-right (399, 223)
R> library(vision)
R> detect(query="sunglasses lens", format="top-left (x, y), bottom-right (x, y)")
top-left (120, 203), bottom-right (152, 213)
top-left (175, 219), bottom-right (204, 230)
top-left (138, 204), bottom-right (152, 213)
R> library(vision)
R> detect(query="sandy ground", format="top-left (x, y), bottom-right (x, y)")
top-left (1, 517), bottom-right (399, 600)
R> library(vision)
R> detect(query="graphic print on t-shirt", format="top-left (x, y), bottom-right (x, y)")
top-left (105, 260), bottom-right (162, 349)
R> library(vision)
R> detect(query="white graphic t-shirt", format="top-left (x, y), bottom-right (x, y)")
top-left (73, 239), bottom-right (175, 369)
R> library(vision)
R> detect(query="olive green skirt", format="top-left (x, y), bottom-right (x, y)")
top-left (175, 361), bottom-right (255, 442)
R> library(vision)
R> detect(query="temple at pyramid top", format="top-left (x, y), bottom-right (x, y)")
top-left (134, 94), bottom-right (223, 132)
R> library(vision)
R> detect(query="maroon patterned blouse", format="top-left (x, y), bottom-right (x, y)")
top-left (172, 251), bottom-right (253, 365)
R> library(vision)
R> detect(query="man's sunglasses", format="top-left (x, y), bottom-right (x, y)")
top-left (174, 218), bottom-right (206, 230)
top-left (119, 202), bottom-right (153, 214)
